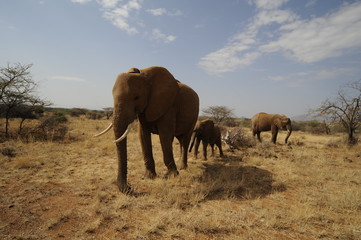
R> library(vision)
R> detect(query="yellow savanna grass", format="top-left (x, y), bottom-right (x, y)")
top-left (0, 117), bottom-right (360, 239)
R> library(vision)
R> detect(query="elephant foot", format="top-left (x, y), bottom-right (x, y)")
top-left (117, 181), bottom-right (132, 194)
top-left (143, 170), bottom-right (157, 179)
top-left (179, 162), bottom-right (188, 170)
top-left (164, 169), bottom-right (179, 179)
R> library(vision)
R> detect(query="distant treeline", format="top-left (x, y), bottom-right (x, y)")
top-left (43, 107), bottom-right (113, 120)
top-left (199, 115), bottom-right (351, 135)
top-left (1, 105), bottom-right (354, 137)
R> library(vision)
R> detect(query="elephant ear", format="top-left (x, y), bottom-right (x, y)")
top-left (274, 117), bottom-right (283, 129)
top-left (144, 67), bottom-right (179, 122)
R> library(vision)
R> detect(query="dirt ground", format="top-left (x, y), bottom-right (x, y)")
top-left (1, 119), bottom-right (361, 239)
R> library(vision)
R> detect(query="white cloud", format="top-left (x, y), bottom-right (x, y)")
top-left (266, 68), bottom-right (355, 87)
top-left (200, 0), bottom-right (294, 74)
top-left (49, 76), bottom-right (86, 82)
top-left (146, 8), bottom-right (182, 17)
top-left (147, 8), bottom-right (167, 16)
top-left (260, 2), bottom-right (361, 63)
top-left (96, 0), bottom-right (122, 9)
top-left (200, 1), bottom-right (361, 75)
top-left (71, 0), bottom-right (177, 43)
top-left (151, 29), bottom-right (176, 43)
top-left (248, 0), bottom-right (288, 10)
top-left (101, 0), bottom-right (142, 35)
top-left (71, 0), bottom-right (91, 4)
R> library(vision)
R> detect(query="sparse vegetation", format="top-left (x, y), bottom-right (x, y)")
top-left (1, 116), bottom-right (360, 239)
top-left (0, 63), bottom-right (50, 136)
top-left (315, 79), bottom-right (361, 145)
top-left (202, 105), bottom-right (235, 126)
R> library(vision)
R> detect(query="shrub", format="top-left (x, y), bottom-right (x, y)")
top-left (70, 108), bottom-right (88, 117)
top-left (86, 111), bottom-right (104, 120)
top-left (222, 128), bottom-right (256, 150)
top-left (0, 146), bottom-right (16, 158)
top-left (18, 112), bottom-right (69, 142)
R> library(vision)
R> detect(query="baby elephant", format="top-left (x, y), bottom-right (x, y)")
top-left (189, 119), bottom-right (224, 160)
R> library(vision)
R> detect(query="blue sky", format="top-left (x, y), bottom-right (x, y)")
top-left (1, 0), bottom-right (361, 118)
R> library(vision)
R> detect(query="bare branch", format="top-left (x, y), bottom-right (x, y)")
top-left (314, 78), bottom-right (361, 144)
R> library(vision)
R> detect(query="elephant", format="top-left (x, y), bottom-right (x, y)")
top-left (189, 119), bottom-right (224, 160)
top-left (95, 66), bottom-right (199, 193)
top-left (251, 112), bottom-right (292, 144)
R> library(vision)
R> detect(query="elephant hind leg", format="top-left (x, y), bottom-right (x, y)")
top-left (202, 140), bottom-right (208, 160)
top-left (256, 132), bottom-right (262, 142)
top-left (216, 140), bottom-right (224, 157)
top-left (210, 144), bottom-right (215, 157)
top-left (176, 135), bottom-right (190, 170)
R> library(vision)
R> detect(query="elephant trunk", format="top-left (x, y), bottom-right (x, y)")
top-left (285, 124), bottom-right (292, 144)
top-left (113, 113), bottom-right (132, 193)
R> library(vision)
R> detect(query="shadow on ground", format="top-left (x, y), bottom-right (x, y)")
top-left (200, 155), bottom-right (286, 200)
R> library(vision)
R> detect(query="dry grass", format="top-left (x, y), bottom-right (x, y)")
top-left (1, 117), bottom-right (361, 239)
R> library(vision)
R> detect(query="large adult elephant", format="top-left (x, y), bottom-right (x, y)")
top-left (189, 119), bottom-right (223, 160)
top-left (251, 112), bottom-right (292, 144)
top-left (95, 66), bottom-right (199, 193)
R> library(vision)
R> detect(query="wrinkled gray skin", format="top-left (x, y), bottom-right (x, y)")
top-left (189, 119), bottom-right (224, 160)
top-left (251, 112), bottom-right (292, 144)
top-left (112, 66), bottom-right (199, 193)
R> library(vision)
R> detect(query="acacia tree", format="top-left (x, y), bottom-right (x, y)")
top-left (0, 63), bottom-right (50, 135)
top-left (316, 79), bottom-right (361, 144)
top-left (202, 105), bottom-right (234, 124)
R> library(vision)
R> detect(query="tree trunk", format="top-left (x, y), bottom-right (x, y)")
top-left (348, 127), bottom-right (355, 144)
top-left (18, 118), bottom-right (26, 134)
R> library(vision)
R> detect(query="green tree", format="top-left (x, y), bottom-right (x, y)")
top-left (0, 63), bottom-right (50, 136)
top-left (202, 105), bottom-right (234, 124)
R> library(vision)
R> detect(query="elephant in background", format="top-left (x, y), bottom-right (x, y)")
top-left (251, 112), bottom-right (292, 144)
top-left (189, 119), bottom-right (224, 160)
top-left (95, 66), bottom-right (199, 193)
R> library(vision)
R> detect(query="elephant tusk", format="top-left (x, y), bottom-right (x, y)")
top-left (94, 123), bottom-right (113, 137)
top-left (114, 125), bottom-right (130, 143)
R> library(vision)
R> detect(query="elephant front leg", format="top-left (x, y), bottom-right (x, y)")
top-left (271, 128), bottom-right (278, 144)
top-left (139, 124), bottom-right (156, 179)
top-left (194, 138), bottom-right (201, 159)
top-left (217, 142), bottom-right (224, 157)
top-left (256, 132), bottom-right (262, 142)
top-left (202, 140), bottom-right (208, 160)
top-left (210, 144), bottom-right (215, 157)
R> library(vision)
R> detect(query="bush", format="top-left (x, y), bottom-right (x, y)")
top-left (70, 108), bottom-right (88, 117)
top-left (292, 120), bottom-right (330, 134)
top-left (86, 111), bottom-right (104, 120)
top-left (0, 146), bottom-right (16, 158)
top-left (18, 112), bottom-right (69, 142)
top-left (222, 128), bottom-right (256, 150)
